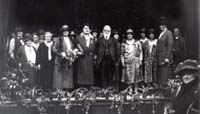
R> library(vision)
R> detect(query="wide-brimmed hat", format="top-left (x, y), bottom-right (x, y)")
top-left (175, 59), bottom-right (199, 75)
top-left (60, 25), bottom-right (69, 31)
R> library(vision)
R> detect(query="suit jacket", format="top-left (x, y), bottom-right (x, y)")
top-left (96, 36), bottom-right (120, 68)
top-left (157, 30), bottom-right (174, 66)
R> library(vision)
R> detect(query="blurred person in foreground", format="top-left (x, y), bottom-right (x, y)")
top-left (164, 59), bottom-right (199, 114)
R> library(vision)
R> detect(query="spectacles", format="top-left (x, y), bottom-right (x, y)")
top-left (103, 30), bottom-right (111, 32)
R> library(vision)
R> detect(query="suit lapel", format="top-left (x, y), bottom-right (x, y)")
top-left (102, 37), bottom-right (106, 48)
top-left (108, 37), bottom-right (113, 47)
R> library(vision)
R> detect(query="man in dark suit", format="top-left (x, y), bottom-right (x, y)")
top-left (173, 28), bottom-right (185, 66)
top-left (157, 18), bottom-right (174, 86)
top-left (96, 25), bottom-right (120, 88)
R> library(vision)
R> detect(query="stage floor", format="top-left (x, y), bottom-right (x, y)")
top-left (0, 100), bottom-right (169, 114)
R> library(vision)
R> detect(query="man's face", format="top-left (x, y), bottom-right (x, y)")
top-left (17, 32), bottom-right (23, 38)
top-left (160, 25), bottom-right (166, 31)
top-left (63, 31), bottom-right (69, 36)
top-left (103, 26), bottom-right (111, 36)
top-left (174, 28), bottom-right (179, 37)
top-left (182, 72), bottom-right (195, 84)
top-left (83, 26), bottom-right (91, 34)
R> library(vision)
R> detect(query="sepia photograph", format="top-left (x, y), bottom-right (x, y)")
top-left (0, 0), bottom-right (199, 114)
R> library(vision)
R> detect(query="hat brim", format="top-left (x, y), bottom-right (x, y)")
top-left (176, 68), bottom-right (199, 76)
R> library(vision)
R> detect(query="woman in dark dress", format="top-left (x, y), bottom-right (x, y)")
top-left (164, 59), bottom-right (199, 114)
top-left (52, 25), bottom-right (78, 90)
top-left (76, 24), bottom-right (96, 87)
top-left (36, 31), bottom-right (54, 91)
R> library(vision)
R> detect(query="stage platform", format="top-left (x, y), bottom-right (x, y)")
top-left (0, 99), bottom-right (170, 114)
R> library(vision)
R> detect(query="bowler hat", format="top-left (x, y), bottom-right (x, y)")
top-left (175, 59), bottom-right (199, 75)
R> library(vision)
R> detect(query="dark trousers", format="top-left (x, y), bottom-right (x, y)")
top-left (158, 65), bottom-right (172, 86)
top-left (99, 55), bottom-right (115, 88)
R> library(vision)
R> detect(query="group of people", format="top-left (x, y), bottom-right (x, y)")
top-left (7, 19), bottom-right (186, 93)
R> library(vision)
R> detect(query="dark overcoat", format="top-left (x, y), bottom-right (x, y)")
top-left (76, 35), bottom-right (95, 85)
top-left (157, 30), bottom-right (174, 85)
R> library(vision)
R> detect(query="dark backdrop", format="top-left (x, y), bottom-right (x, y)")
top-left (12, 0), bottom-right (183, 33)
top-left (0, 0), bottom-right (199, 74)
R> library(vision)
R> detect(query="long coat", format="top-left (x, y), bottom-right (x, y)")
top-left (76, 35), bottom-right (95, 85)
top-left (157, 29), bottom-right (173, 85)
top-left (16, 45), bottom-right (36, 86)
top-left (36, 42), bottom-right (55, 90)
top-left (52, 36), bottom-right (75, 89)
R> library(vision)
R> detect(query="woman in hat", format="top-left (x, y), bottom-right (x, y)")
top-left (143, 28), bottom-right (158, 86)
top-left (36, 31), bottom-right (55, 91)
top-left (164, 59), bottom-right (199, 114)
top-left (32, 32), bottom-right (40, 51)
top-left (75, 23), bottom-right (96, 88)
top-left (121, 28), bottom-right (143, 93)
top-left (16, 33), bottom-right (36, 87)
top-left (53, 25), bottom-right (78, 91)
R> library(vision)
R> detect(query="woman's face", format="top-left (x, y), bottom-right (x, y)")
top-left (45, 33), bottom-right (52, 42)
top-left (83, 25), bottom-right (91, 34)
top-left (33, 34), bottom-right (39, 42)
top-left (26, 40), bottom-right (32, 47)
top-left (149, 33), bottom-right (155, 40)
top-left (140, 33), bottom-right (145, 38)
top-left (182, 72), bottom-right (195, 84)
top-left (127, 33), bottom-right (133, 40)
top-left (114, 34), bottom-right (119, 40)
